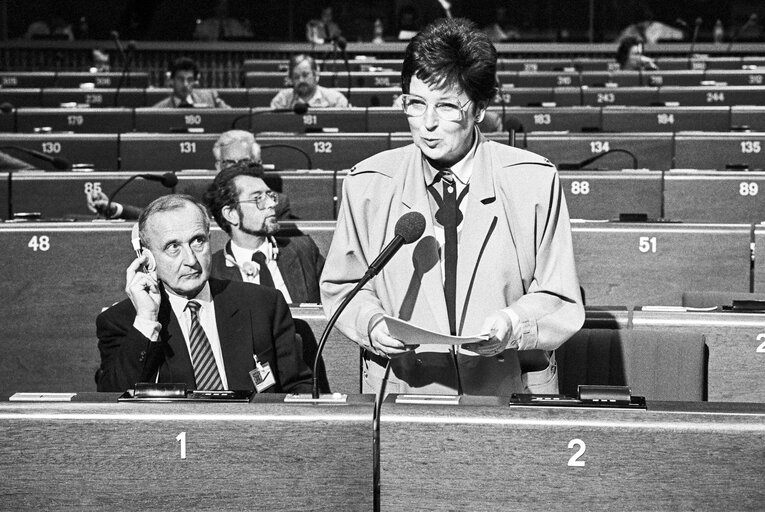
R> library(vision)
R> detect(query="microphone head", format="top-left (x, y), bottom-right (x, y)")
top-left (293, 102), bottom-right (309, 115)
top-left (695, 17), bottom-right (703, 26)
top-left (110, 30), bottom-right (120, 40)
top-left (126, 41), bottom-right (137, 51)
top-left (160, 172), bottom-right (178, 187)
top-left (0, 102), bottom-right (14, 114)
top-left (394, 211), bottom-right (426, 244)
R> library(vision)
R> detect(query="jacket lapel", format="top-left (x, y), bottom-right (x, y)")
top-left (275, 240), bottom-right (305, 303)
top-left (456, 136), bottom-right (500, 335)
top-left (399, 151), bottom-right (450, 334)
top-left (210, 279), bottom-right (252, 390)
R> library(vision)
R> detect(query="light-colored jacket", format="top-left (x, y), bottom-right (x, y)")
top-left (321, 133), bottom-right (584, 396)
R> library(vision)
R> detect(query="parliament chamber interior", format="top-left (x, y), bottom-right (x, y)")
top-left (0, 1), bottom-right (764, 510)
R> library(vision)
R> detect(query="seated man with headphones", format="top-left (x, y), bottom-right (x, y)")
top-left (95, 193), bottom-right (312, 393)
top-left (203, 161), bottom-right (324, 305)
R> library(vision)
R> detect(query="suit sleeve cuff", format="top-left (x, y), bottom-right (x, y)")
top-left (133, 316), bottom-right (161, 342)
top-left (502, 305), bottom-right (537, 350)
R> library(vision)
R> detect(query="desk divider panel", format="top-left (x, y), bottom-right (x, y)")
top-left (133, 107), bottom-right (249, 133)
top-left (571, 222), bottom-right (753, 307)
top-left (560, 171), bottom-right (663, 221)
top-left (40, 88), bottom-right (146, 109)
top-left (525, 132), bottom-right (674, 170)
top-left (0, 89), bottom-right (43, 108)
top-left (673, 131), bottom-right (765, 171)
top-left (663, 170), bottom-right (765, 222)
top-left (600, 106), bottom-right (730, 132)
top-left (257, 133), bottom-right (389, 170)
top-left (502, 105), bottom-right (601, 132)
top-left (579, 86), bottom-right (660, 107)
top-left (658, 85), bottom-right (765, 106)
top-left (119, 133), bottom-right (219, 171)
top-left (631, 308), bottom-right (765, 402)
top-left (755, 224), bottom-right (765, 293)
top-left (15, 108), bottom-right (134, 133)
top-left (0, 133), bottom-right (119, 170)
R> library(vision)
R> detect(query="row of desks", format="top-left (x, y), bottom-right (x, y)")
top-left (3, 169), bottom-right (765, 224)
top-left (3, 84), bottom-right (765, 109)
top-left (241, 68), bottom-right (765, 89)
top-left (242, 55), bottom-right (765, 73)
top-left (3, 130), bottom-right (765, 172)
top-left (6, 105), bottom-right (765, 134)
top-left (0, 221), bottom-right (763, 401)
top-left (1, 396), bottom-right (763, 510)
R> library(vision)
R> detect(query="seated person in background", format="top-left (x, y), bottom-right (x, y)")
top-left (95, 194), bottom-right (312, 393)
top-left (152, 57), bottom-right (230, 108)
top-left (270, 54), bottom-right (349, 110)
top-left (193, 0), bottom-right (253, 41)
top-left (305, 6), bottom-right (342, 45)
top-left (616, 36), bottom-right (658, 70)
top-left (87, 130), bottom-right (293, 220)
top-left (204, 162), bottom-right (324, 304)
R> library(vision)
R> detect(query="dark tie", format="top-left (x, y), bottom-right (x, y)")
top-left (428, 169), bottom-right (468, 336)
top-left (252, 251), bottom-right (275, 288)
top-left (185, 300), bottom-right (223, 390)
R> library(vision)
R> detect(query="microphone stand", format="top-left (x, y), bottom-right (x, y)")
top-left (114, 41), bottom-right (136, 107)
top-left (104, 172), bottom-right (177, 218)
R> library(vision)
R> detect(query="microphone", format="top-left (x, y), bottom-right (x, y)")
top-left (558, 148), bottom-right (638, 170)
top-left (727, 13), bottom-right (758, 52)
top-left (114, 40), bottom-right (136, 106)
top-left (259, 143), bottom-right (313, 170)
top-left (688, 17), bottom-right (703, 69)
top-left (52, 51), bottom-right (64, 87)
top-left (104, 172), bottom-right (177, 218)
top-left (310, 211), bottom-right (426, 399)
top-left (230, 102), bottom-right (309, 129)
top-left (330, 35), bottom-right (352, 105)
top-left (110, 30), bottom-right (126, 63)
top-left (0, 145), bottom-right (71, 170)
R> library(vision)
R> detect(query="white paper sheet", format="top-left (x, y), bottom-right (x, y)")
top-left (383, 315), bottom-right (489, 346)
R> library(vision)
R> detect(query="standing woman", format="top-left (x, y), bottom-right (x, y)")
top-left (321, 18), bottom-right (584, 396)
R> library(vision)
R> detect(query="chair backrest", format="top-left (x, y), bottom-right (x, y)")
top-left (293, 318), bottom-right (330, 394)
top-left (556, 328), bottom-right (706, 401)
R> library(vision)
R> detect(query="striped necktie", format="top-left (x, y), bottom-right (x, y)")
top-left (185, 300), bottom-right (223, 390)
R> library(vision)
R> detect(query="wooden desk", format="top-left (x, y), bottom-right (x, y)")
top-left (673, 131), bottom-right (765, 171)
top-left (632, 308), bottom-right (765, 402)
top-left (663, 170), bottom-right (765, 222)
top-left (600, 106), bottom-right (730, 132)
top-left (380, 398), bottom-right (765, 511)
top-left (571, 222), bottom-right (753, 306)
top-left (15, 108), bottom-right (134, 134)
top-left (0, 394), bottom-right (374, 511)
top-left (0, 133), bottom-right (119, 171)
top-left (559, 170), bottom-right (662, 220)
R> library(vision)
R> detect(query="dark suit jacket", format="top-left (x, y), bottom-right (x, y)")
top-left (210, 237), bottom-right (324, 304)
top-left (96, 278), bottom-right (312, 393)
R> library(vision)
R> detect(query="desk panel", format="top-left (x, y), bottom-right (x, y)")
top-left (215, 88), bottom-right (249, 108)
top-left (580, 86), bottom-right (659, 106)
top-left (504, 106), bottom-right (601, 132)
top-left (0, 133), bottom-right (118, 170)
top-left (0, 398), bottom-right (374, 511)
top-left (51, 72), bottom-right (149, 88)
top-left (15, 108), bottom-right (134, 133)
top-left (632, 309), bottom-right (765, 402)
top-left (500, 58), bottom-right (574, 72)
top-left (0, 88), bottom-right (43, 108)
top-left (730, 106), bottom-right (765, 130)
top-left (0, 109), bottom-right (14, 133)
top-left (659, 86), bottom-right (765, 106)
top-left (674, 131), bottom-right (765, 171)
top-left (525, 132), bottom-right (673, 170)
top-left (664, 170), bottom-right (765, 222)
top-left (40, 88), bottom-right (145, 108)
top-left (243, 71), bottom-right (290, 88)
top-left (0, 72), bottom-right (54, 88)
top-left (601, 106), bottom-right (730, 132)
top-left (510, 71), bottom-right (580, 88)
top-left (251, 108), bottom-right (366, 133)
top-left (642, 70), bottom-right (705, 87)
top-left (257, 133), bottom-right (388, 170)
top-left (119, 133), bottom-right (218, 171)
top-left (580, 70), bottom-right (641, 87)
top-left (134, 107), bottom-right (247, 133)
top-left (381, 400), bottom-right (765, 511)
top-left (704, 69), bottom-right (765, 86)
top-left (756, 224), bottom-right (765, 293)
top-left (366, 107), bottom-right (409, 132)
top-left (495, 87), bottom-right (555, 107)
top-left (560, 171), bottom-right (662, 220)
top-left (0, 172), bottom-right (8, 218)
top-left (572, 222), bottom-right (752, 306)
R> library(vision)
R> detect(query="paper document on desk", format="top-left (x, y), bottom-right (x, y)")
top-left (383, 315), bottom-right (489, 345)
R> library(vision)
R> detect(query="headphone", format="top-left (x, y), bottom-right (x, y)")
top-left (131, 223), bottom-right (157, 272)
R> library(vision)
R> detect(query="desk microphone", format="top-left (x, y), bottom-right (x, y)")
top-left (0, 145), bottom-right (71, 170)
top-left (688, 17), bottom-right (702, 70)
top-left (104, 172), bottom-right (177, 218)
top-left (311, 211), bottom-right (426, 399)
top-left (259, 143), bottom-right (313, 170)
top-left (230, 103), bottom-right (309, 129)
top-left (558, 148), bottom-right (638, 170)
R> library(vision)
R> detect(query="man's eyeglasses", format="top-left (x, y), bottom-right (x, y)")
top-left (236, 191), bottom-right (279, 210)
top-left (400, 93), bottom-right (473, 122)
top-left (219, 157), bottom-right (257, 168)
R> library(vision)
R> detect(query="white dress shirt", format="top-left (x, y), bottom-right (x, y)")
top-left (230, 238), bottom-right (293, 304)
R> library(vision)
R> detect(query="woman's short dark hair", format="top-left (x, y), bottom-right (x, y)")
top-left (203, 162), bottom-right (265, 234)
top-left (401, 17), bottom-right (497, 104)
top-left (616, 36), bottom-right (642, 69)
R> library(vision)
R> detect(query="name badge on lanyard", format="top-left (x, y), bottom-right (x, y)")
top-left (249, 354), bottom-right (276, 393)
